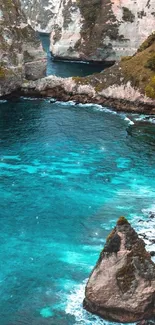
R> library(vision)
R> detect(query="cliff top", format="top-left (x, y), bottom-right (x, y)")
top-left (73, 32), bottom-right (155, 100)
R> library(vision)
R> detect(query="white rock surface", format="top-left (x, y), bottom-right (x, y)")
top-left (21, 0), bottom-right (155, 61)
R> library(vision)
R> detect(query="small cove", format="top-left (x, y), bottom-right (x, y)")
top-left (0, 34), bottom-right (155, 325)
top-left (39, 33), bottom-right (112, 78)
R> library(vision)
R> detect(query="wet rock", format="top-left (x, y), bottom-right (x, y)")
top-left (137, 319), bottom-right (155, 325)
top-left (83, 217), bottom-right (155, 323)
top-left (149, 214), bottom-right (155, 220)
top-left (137, 211), bottom-right (155, 259)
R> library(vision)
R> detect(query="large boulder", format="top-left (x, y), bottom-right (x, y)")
top-left (83, 217), bottom-right (155, 323)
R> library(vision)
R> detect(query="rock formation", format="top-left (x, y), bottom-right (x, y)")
top-left (21, 0), bottom-right (155, 61)
top-left (20, 33), bottom-right (155, 113)
top-left (83, 217), bottom-right (155, 323)
top-left (0, 0), bottom-right (46, 97)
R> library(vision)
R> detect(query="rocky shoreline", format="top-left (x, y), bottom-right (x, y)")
top-left (3, 90), bottom-right (155, 116)
top-left (2, 31), bottom-right (154, 115)
top-left (13, 74), bottom-right (154, 115)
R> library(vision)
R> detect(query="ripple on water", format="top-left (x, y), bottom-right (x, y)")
top-left (0, 99), bottom-right (154, 325)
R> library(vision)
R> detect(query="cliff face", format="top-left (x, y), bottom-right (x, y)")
top-left (0, 0), bottom-right (46, 97)
top-left (20, 33), bottom-right (155, 112)
top-left (21, 0), bottom-right (155, 61)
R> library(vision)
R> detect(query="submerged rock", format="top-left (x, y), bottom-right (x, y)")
top-left (83, 217), bottom-right (155, 323)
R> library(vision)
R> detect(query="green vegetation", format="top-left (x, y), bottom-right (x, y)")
top-left (145, 54), bottom-right (155, 71)
top-left (73, 33), bottom-right (155, 100)
top-left (121, 56), bottom-right (132, 62)
top-left (138, 32), bottom-right (155, 52)
top-left (120, 35), bottom-right (155, 95)
top-left (95, 83), bottom-right (105, 92)
top-left (106, 229), bottom-right (116, 242)
top-left (122, 7), bottom-right (135, 23)
top-left (72, 76), bottom-right (89, 85)
top-left (77, 0), bottom-right (101, 27)
top-left (145, 76), bottom-right (155, 99)
top-left (117, 216), bottom-right (129, 226)
top-left (0, 66), bottom-right (6, 79)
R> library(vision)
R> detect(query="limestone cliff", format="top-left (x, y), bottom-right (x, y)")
top-left (20, 33), bottom-right (155, 113)
top-left (21, 0), bottom-right (155, 61)
top-left (0, 0), bottom-right (46, 97)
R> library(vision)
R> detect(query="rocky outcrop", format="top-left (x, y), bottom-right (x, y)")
top-left (0, 0), bottom-right (46, 97)
top-left (19, 34), bottom-right (155, 113)
top-left (21, 0), bottom-right (155, 61)
top-left (83, 217), bottom-right (155, 323)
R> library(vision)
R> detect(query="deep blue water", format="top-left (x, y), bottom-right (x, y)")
top-left (39, 33), bottom-right (111, 78)
top-left (0, 98), bottom-right (155, 325)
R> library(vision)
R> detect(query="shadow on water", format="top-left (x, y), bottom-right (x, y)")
top-left (127, 121), bottom-right (155, 147)
top-left (38, 33), bottom-right (113, 78)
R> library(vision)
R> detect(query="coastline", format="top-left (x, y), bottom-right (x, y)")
top-left (5, 81), bottom-right (155, 115)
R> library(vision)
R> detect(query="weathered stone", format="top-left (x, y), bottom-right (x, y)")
top-left (0, 0), bottom-right (46, 97)
top-left (25, 60), bottom-right (46, 80)
top-left (18, 33), bottom-right (155, 111)
top-left (83, 217), bottom-right (155, 323)
top-left (21, 0), bottom-right (155, 61)
top-left (137, 320), bottom-right (155, 325)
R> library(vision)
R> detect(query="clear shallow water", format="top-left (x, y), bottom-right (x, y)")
top-left (39, 33), bottom-right (111, 78)
top-left (0, 99), bottom-right (155, 325)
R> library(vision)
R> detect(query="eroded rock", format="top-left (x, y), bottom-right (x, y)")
top-left (0, 0), bottom-right (46, 97)
top-left (21, 0), bottom-right (155, 61)
top-left (83, 217), bottom-right (155, 323)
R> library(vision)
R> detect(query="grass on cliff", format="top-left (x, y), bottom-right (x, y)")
top-left (73, 33), bottom-right (155, 99)
top-left (77, 0), bottom-right (102, 27)
top-left (120, 37), bottom-right (155, 98)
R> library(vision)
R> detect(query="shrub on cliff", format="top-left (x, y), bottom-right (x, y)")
top-left (145, 76), bottom-right (155, 99)
top-left (138, 32), bottom-right (155, 52)
top-left (145, 54), bottom-right (155, 71)
top-left (122, 7), bottom-right (135, 23)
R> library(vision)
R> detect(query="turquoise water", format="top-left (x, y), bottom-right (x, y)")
top-left (39, 33), bottom-right (112, 78)
top-left (0, 98), bottom-right (155, 325)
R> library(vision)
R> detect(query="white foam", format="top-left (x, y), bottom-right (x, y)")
top-left (0, 99), bottom-right (7, 103)
top-left (56, 100), bottom-right (76, 106)
top-left (134, 115), bottom-right (155, 124)
top-left (124, 117), bottom-right (134, 125)
top-left (93, 106), bottom-right (117, 115)
top-left (66, 280), bottom-right (136, 325)
top-left (20, 96), bottom-right (40, 101)
top-left (78, 103), bottom-right (96, 108)
top-left (130, 206), bottom-right (155, 262)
